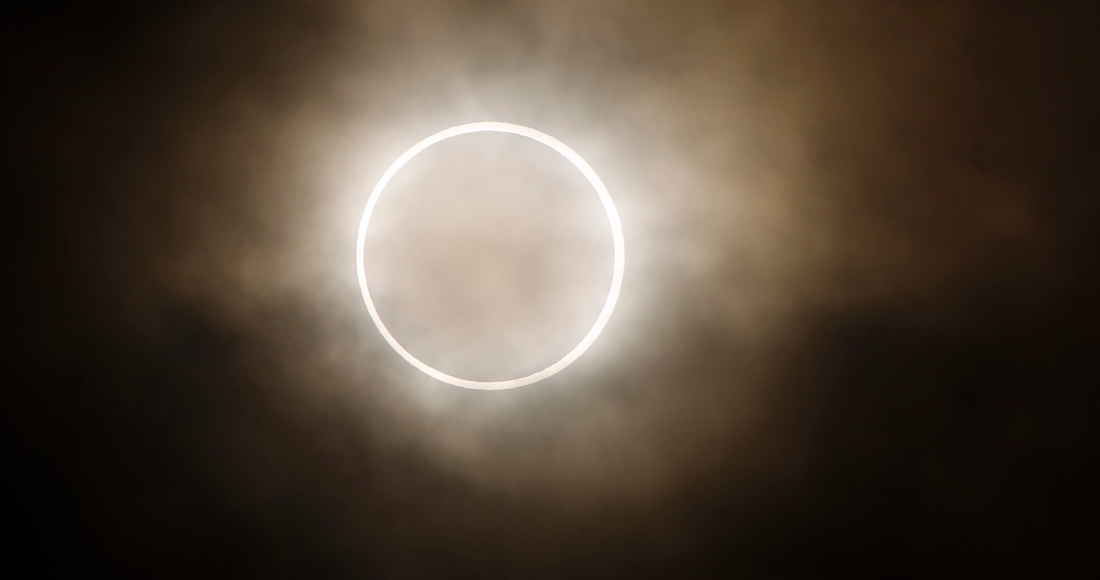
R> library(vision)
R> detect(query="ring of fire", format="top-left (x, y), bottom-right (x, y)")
top-left (356, 122), bottom-right (625, 390)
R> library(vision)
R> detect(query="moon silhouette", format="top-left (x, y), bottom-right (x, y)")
top-left (356, 122), bottom-right (625, 390)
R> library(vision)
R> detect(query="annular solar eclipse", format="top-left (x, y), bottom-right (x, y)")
top-left (356, 122), bottom-right (625, 390)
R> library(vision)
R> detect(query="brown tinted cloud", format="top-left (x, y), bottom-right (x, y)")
top-left (7, 1), bottom-right (1096, 576)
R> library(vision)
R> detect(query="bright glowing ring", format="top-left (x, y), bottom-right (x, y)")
top-left (356, 122), bottom-right (625, 390)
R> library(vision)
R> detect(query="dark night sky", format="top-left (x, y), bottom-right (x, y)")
top-left (5, 1), bottom-right (1099, 576)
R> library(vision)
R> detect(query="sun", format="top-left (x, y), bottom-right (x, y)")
top-left (356, 122), bottom-right (624, 390)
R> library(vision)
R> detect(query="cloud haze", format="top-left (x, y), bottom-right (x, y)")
top-left (7, 1), bottom-right (1096, 576)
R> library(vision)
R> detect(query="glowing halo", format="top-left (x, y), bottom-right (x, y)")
top-left (356, 121), bottom-right (625, 390)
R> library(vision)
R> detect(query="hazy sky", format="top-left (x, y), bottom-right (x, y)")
top-left (7, 1), bottom-right (1097, 576)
